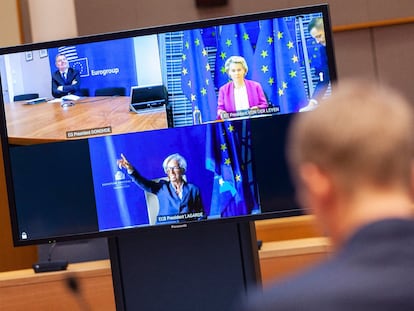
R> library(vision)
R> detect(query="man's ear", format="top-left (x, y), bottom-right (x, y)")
top-left (299, 163), bottom-right (333, 202)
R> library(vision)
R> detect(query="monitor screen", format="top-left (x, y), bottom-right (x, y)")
top-left (0, 4), bottom-right (336, 245)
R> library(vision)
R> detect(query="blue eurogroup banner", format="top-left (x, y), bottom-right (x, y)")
top-left (48, 37), bottom-right (138, 97)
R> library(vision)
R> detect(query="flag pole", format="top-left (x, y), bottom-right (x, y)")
top-left (297, 16), bottom-right (314, 97)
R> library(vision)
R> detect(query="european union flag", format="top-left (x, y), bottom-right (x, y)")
top-left (201, 26), bottom-right (218, 47)
top-left (306, 36), bottom-right (324, 73)
top-left (214, 23), bottom-right (255, 88)
top-left (252, 18), bottom-right (307, 113)
top-left (181, 29), bottom-right (217, 123)
top-left (205, 121), bottom-right (258, 217)
top-left (307, 36), bottom-right (330, 100)
top-left (69, 57), bottom-right (89, 77)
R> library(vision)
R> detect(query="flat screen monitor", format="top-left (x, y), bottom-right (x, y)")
top-left (0, 4), bottom-right (337, 245)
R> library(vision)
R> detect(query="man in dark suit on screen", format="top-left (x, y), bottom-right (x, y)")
top-left (300, 17), bottom-right (330, 112)
top-left (51, 53), bottom-right (81, 98)
top-left (238, 80), bottom-right (414, 311)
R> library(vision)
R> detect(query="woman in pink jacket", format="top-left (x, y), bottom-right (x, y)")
top-left (217, 56), bottom-right (268, 119)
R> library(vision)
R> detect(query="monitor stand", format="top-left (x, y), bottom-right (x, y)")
top-left (108, 221), bottom-right (261, 311)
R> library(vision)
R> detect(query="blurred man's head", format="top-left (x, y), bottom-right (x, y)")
top-left (55, 54), bottom-right (69, 72)
top-left (308, 17), bottom-right (326, 46)
top-left (287, 80), bottom-right (414, 243)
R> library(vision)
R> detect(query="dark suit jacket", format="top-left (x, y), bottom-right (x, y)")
top-left (311, 44), bottom-right (330, 100)
top-left (239, 218), bottom-right (414, 311)
top-left (51, 67), bottom-right (81, 98)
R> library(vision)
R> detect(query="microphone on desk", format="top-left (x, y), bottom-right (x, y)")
top-left (32, 242), bottom-right (69, 273)
top-left (65, 273), bottom-right (92, 311)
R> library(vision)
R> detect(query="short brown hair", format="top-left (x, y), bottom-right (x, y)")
top-left (287, 79), bottom-right (414, 194)
top-left (308, 17), bottom-right (324, 32)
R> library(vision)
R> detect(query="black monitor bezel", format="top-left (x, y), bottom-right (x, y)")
top-left (0, 4), bottom-right (336, 246)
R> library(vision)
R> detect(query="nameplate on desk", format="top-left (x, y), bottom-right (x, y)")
top-left (66, 126), bottom-right (112, 138)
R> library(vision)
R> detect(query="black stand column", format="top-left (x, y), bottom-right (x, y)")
top-left (108, 221), bottom-right (261, 311)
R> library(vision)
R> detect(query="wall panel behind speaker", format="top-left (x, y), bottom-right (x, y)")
top-left (374, 22), bottom-right (414, 104)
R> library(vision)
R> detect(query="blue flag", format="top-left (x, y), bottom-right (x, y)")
top-left (205, 121), bottom-right (258, 217)
top-left (214, 23), bottom-right (255, 89)
top-left (48, 38), bottom-right (138, 97)
top-left (181, 29), bottom-right (217, 123)
top-left (252, 18), bottom-right (307, 113)
top-left (306, 36), bottom-right (330, 100)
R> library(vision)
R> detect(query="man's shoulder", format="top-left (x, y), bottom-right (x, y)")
top-left (241, 226), bottom-right (414, 311)
top-left (239, 260), bottom-right (346, 311)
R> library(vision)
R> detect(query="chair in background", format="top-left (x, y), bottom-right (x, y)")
top-left (13, 93), bottom-right (39, 101)
top-left (143, 176), bottom-right (187, 225)
top-left (78, 88), bottom-right (90, 97)
top-left (94, 87), bottom-right (126, 96)
top-left (144, 185), bottom-right (162, 226)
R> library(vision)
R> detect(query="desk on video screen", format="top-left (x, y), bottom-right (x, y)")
top-left (4, 96), bottom-right (168, 145)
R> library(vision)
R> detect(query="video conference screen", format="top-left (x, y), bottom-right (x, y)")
top-left (0, 4), bottom-right (336, 245)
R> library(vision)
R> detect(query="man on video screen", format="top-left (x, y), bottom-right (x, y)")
top-left (300, 17), bottom-right (330, 112)
top-left (51, 53), bottom-right (81, 98)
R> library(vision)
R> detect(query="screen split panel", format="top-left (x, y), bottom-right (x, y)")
top-left (0, 4), bottom-right (337, 245)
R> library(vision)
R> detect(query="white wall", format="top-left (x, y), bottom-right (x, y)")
top-left (133, 35), bottom-right (163, 86)
top-left (2, 51), bottom-right (52, 102)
